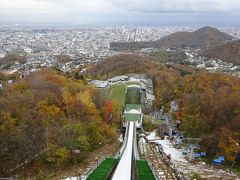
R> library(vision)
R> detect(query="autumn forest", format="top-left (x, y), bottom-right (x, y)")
top-left (0, 69), bottom-right (117, 176)
top-left (0, 54), bottom-right (240, 177)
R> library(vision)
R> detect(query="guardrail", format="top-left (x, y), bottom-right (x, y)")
top-left (133, 122), bottom-right (140, 160)
top-left (146, 159), bottom-right (160, 180)
top-left (115, 120), bottom-right (131, 158)
top-left (80, 156), bottom-right (106, 179)
top-left (156, 143), bottom-right (186, 180)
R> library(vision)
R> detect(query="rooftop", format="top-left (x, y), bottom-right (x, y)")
top-left (90, 80), bottom-right (109, 88)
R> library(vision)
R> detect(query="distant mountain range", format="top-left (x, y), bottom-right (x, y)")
top-left (201, 40), bottom-right (240, 65)
top-left (110, 26), bottom-right (233, 51)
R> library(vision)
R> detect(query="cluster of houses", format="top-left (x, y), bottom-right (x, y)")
top-left (184, 50), bottom-right (240, 77)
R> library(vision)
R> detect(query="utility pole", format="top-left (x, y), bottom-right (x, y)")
top-left (72, 149), bottom-right (80, 179)
top-left (186, 138), bottom-right (201, 161)
top-left (231, 143), bottom-right (239, 172)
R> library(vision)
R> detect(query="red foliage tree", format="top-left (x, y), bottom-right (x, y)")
top-left (104, 101), bottom-right (113, 124)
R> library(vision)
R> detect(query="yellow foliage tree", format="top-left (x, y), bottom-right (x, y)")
top-left (218, 128), bottom-right (239, 161)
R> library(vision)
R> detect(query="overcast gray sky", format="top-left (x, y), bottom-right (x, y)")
top-left (0, 0), bottom-right (240, 25)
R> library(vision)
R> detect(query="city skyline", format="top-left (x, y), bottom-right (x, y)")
top-left (0, 0), bottom-right (240, 25)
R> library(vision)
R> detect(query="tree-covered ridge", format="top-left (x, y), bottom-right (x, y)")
top-left (0, 53), bottom-right (27, 67)
top-left (152, 71), bottom-right (240, 161)
top-left (84, 54), bottom-right (157, 79)
top-left (0, 69), bottom-right (116, 176)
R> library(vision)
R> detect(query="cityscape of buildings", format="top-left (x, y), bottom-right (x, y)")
top-left (0, 24), bottom-right (240, 76)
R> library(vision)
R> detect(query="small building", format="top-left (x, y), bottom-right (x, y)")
top-left (7, 80), bottom-right (14, 84)
top-left (123, 104), bottom-right (143, 129)
top-left (145, 93), bottom-right (155, 105)
top-left (145, 79), bottom-right (155, 108)
top-left (147, 79), bottom-right (153, 89)
top-left (80, 68), bottom-right (87, 73)
top-left (196, 63), bottom-right (206, 69)
top-left (170, 101), bottom-right (179, 112)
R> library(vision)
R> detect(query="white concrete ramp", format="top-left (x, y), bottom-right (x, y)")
top-left (112, 122), bottom-right (135, 180)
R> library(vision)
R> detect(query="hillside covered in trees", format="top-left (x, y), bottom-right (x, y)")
top-left (0, 53), bottom-right (27, 69)
top-left (0, 69), bottom-right (117, 177)
top-left (202, 40), bottom-right (240, 65)
top-left (85, 54), bottom-right (157, 79)
top-left (168, 73), bottom-right (240, 161)
top-left (1, 53), bottom-right (240, 177)
top-left (85, 54), bottom-right (240, 163)
top-left (147, 50), bottom-right (187, 64)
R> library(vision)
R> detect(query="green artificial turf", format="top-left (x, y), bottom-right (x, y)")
top-left (106, 83), bottom-right (126, 111)
top-left (87, 158), bottom-right (118, 180)
top-left (125, 104), bottom-right (141, 111)
top-left (125, 86), bottom-right (141, 105)
top-left (136, 160), bottom-right (156, 180)
top-left (125, 113), bottom-right (141, 122)
top-left (102, 82), bottom-right (142, 112)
